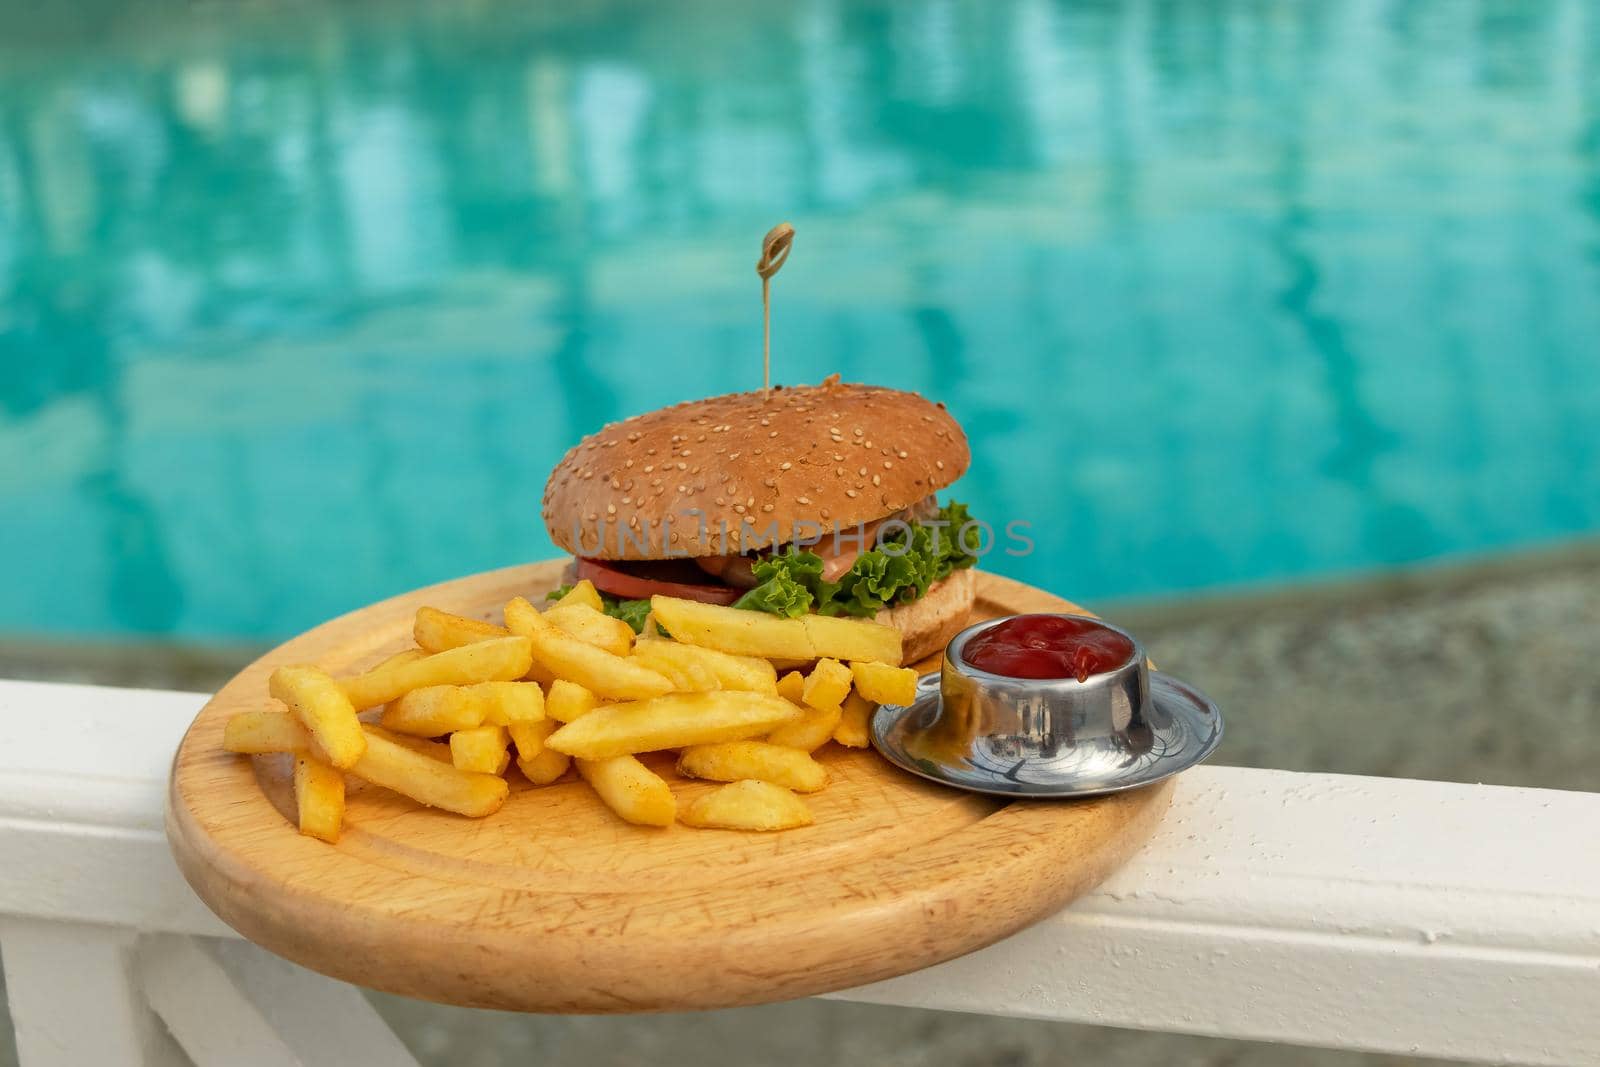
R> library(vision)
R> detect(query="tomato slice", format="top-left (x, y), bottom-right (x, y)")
top-left (576, 557), bottom-right (743, 606)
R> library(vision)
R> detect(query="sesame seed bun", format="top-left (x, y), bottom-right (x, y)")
top-left (543, 380), bottom-right (970, 561)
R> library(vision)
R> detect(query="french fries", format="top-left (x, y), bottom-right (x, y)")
top-left (834, 691), bottom-right (874, 749)
top-left (576, 756), bottom-right (676, 826)
top-left (679, 780), bottom-right (813, 831)
top-left (546, 679), bottom-right (600, 723)
top-left (802, 614), bottom-right (902, 666)
top-left (631, 639), bottom-right (778, 694)
top-left (339, 636), bottom-right (534, 710)
top-left (850, 660), bottom-right (918, 706)
top-left (801, 658), bottom-right (853, 711)
top-left (230, 579), bottom-right (961, 843)
top-left (414, 606), bottom-right (509, 654)
top-left (451, 724), bottom-right (511, 775)
top-left (379, 685), bottom-right (487, 737)
top-left (677, 742), bottom-right (828, 793)
top-left (546, 602), bottom-right (635, 657)
top-left (545, 691), bottom-right (800, 759)
top-left (353, 725), bottom-right (508, 817)
top-left (270, 665), bottom-right (366, 769)
top-left (525, 627), bottom-right (673, 701)
top-left (294, 757), bottom-right (345, 843)
top-left (224, 710), bottom-right (310, 754)
top-left (648, 595), bottom-right (815, 660)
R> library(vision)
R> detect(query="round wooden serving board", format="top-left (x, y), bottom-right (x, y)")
top-left (167, 562), bottom-right (1173, 1013)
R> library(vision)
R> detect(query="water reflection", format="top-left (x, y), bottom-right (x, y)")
top-left (1, 0), bottom-right (1598, 638)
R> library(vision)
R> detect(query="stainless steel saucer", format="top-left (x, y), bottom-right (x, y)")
top-left (871, 614), bottom-right (1223, 798)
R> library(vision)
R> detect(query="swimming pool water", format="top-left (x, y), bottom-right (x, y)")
top-left (3, 0), bottom-right (1599, 641)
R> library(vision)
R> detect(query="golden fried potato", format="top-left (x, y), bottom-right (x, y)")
top-left (576, 755), bottom-right (676, 827)
top-left (801, 658), bottom-right (853, 711)
top-left (294, 756), bottom-right (345, 843)
top-left (677, 742), bottom-right (828, 793)
top-left (648, 595), bottom-right (814, 660)
top-left (379, 685), bottom-right (487, 737)
top-left (546, 679), bottom-right (600, 723)
top-left (516, 746), bottom-right (571, 786)
top-left (833, 691), bottom-right (874, 749)
top-left (502, 597), bottom-right (560, 685)
top-left (545, 602), bottom-right (635, 657)
top-left (679, 780), bottom-right (813, 831)
top-left (270, 665), bottom-right (366, 769)
top-left (352, 725), bottom-right (508, 817)
top-left (371, 648), bottom-right (428, 673)
top-left (849, 660), bottom-right (918, 706)
top-left (525, 627), bottom-right (672, 701)
top-left (471, 681), bottom-right (545, 726)
top-left (632, 639), bottom-right (779, 694)
top-left (802, 613), bottom-right (902, 666)
top-left (223, 710), bottom-right (311, 754)
top-left (545, 691), bottom-right (801, 759)
top-left (776, 670), bottom-right (806, 705)
top-left (339, 636), bottom-right (534, 710)
top-left (766, 701), bottom-right (843, 753)
top-left (414, 606), bottom-right (509, 654)
top-left (554, 579), bottom-right (604, 613)
top-left (450, 724), bottom-right (511, 775)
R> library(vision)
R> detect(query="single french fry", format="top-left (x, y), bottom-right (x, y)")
top-left (503, 596), bottom-right (559, 685)
top-left (545, 691), bottom-right (801, 760)
top-left (677, 742), bottom-right (828, 793)
top-left (801, 658), bottom-right (853, 711)
top-left (270, 665), bottom-right (366, 769)
top-left (414, 606), bottom-right (510, 654)
top-left (546, 602), bottom-right (635, 658)
top-left (224, 710), bottom-right (311, 754)
top-left (379, 685), bottom-right (487, 736)
top-left (472, 681), bottom-right (545, 726)
top-left (648, 595), bottom-right (815, 660)
top-left (576, 756), bottom-right (676, 827)
top-left (555, 579), bottom-right (604, 613)
top-left (632, 639), bottom-right (778, 694)
top-left (849, 660), bottom-right (918, 706)
top-left (834, 691), bottom-right (874, 749)
top-left (802, 613), bottom-right (902, 666)
top-left (776, 670), bottom-right (806, 705)
top-left (351, 725), bottom-right (508, 817)
top-left (339, 636), bottom-right (533, 710)
top-left (546, 679), bottom-right (600, 723)
top-left (294, 756), bottom-right (345, 843)
top-left (679, 780), bottom-right (813, 831)
top-left (450, 724), bottom-right (511, 775)
top-left (525, 627), bottom-right (672, 701)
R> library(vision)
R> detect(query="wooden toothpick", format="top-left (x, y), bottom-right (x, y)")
top-left (756, 222), bottom-right (795, 400)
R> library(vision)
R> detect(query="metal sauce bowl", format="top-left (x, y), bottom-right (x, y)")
top-left (871, 614), bottom-right (1223, 798)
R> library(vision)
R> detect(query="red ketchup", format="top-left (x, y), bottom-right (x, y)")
top-left (961, 614), bottom-right (1135, 682)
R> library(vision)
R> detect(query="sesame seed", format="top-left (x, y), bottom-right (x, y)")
top-left (833, 453), bottom-right (844, 462)
top-left (624, 459), bottom-right (634, 468)
top-left (797, 496), bottom-right (810, 505)
top-left (763, 478), bottom-right (777, 488)
top-left (898, 450), bottom-right (908, 458)
top-left (779, 462), bottom-right (791, 471)
top-left (606, 503), bottom-right (616, 515)
top-left (643, 465), bottom-right (654, 473)
top-left (610, 478), bottom-right (621, 489)
top-left (852, 427), bottom-right (863, 436)
top-left (884, 461), bottom-right (894, 469)
top-left (936, 460), bottom-right (945, 470)
top-left (762, 503), bottom-right (774, 512)
top-left (846, 489), bottom-right (858, 498)
top-left (858, 467), bottom-right (867, 476)
top-left (769, 430), bottom-right (778, 438)
top-left (735, 505), bottom-right (746, 514)
top-left (678, 484), bottom-right (687, 493)
top-left (677, 462), bottom-right (688, 470)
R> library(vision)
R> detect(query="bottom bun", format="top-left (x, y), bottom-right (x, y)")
top-left (876, 568), bottom-right (978, 666)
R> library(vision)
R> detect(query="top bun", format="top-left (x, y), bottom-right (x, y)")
top-left (543, 379), bottom-right (969, 561)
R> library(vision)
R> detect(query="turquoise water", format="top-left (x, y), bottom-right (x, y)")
top-left (3, 0), bottom-right (1599, 642)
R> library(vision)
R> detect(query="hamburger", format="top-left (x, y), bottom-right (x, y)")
top-left (541, 377), bottom-right (979, 663)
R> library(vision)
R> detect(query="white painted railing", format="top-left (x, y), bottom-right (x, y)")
top-left (2, 677), bottom-right (1596, 1066)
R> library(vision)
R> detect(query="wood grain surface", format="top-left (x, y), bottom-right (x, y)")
top-left (166, 561), bottom-right (1173, 1013)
